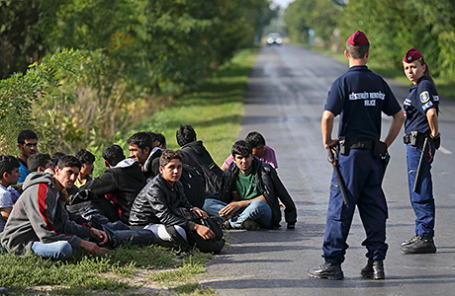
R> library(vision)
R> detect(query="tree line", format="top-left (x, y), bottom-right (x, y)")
top-left (284, 0), bottom-right (455, 79)
top-left (0, 0), bottom-right (276, 155)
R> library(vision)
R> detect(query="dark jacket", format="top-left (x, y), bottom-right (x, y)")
top-left (219, 157), bottom-right (297, 228)
top-left (142, 147), bottom-right (162, 182)
top-left (128, 174), bottom-right (196, 231)
top-left (81, 158), bottom-right (146, 224)
top-left (178, 141), bottom-right (223, 193)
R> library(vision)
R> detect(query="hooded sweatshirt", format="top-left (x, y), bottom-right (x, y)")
top-left (0, 172), bottom-right (91, 255)
top-left (81, 158), bottom-right (146, 224)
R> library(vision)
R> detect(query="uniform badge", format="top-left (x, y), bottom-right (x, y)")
top-left (420, 91), bottom-right (430, 103)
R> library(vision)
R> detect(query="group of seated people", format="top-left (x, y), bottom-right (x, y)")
top-left (0, 127), bottom-right (297, 260)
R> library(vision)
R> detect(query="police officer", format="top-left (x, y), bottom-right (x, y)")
top-left (400, 48), bottom-right (440, 254)
top-left (308, 31), bottom-right (405, 280)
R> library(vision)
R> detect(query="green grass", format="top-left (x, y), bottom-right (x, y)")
top-left (126, 47), bottom-right (259, 166)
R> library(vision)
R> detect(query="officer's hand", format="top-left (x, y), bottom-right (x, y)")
top-left (324, 139), bottom-right (339, 150)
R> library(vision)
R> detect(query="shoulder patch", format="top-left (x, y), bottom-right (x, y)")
top-left (420, 91), bottom-right (430, 103)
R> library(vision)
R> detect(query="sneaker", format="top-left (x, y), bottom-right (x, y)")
top-left (0, 287), bottom-right (7, 295)
top-left (222, 220), bottom-right (233, 230)
top-left (308, 262), bottom-right (344, 280)
top-left (401, 236), bottom-right (436, 254)
top-left (361, 259), bottom-right (385, 280)
top-left (401, 235), bottom-right (419, 247)
top-left (241, 219), bottom-right (261, 231)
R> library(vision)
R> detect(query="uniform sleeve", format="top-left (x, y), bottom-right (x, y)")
top-left (381, 80), bottom-right (401, 116)
top-left (324, 79), bottom-right (345, 116)
top-left (416, 80), bottom-right (438, 114)
top-left (26, 184), bottom-right (90, 249)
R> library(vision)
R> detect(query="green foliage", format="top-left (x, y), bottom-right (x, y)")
top-left (284, 0), bottom-right (340, 46)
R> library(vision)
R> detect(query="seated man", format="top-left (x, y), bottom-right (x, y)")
top-left (129, 150), bottom-right (223, 253)
top-left (127, 132), bottom-right (162, 182)
top-left (1, 155), bottom-right (108, 260)
top-left (204, 140), bottom-right (297, 230)
top-left (0, 155), bottom-right (21, 233)
top-left (176, 125), bottom-right (223, 193)
top-left (28, 153), bottom-right (53, 173)
top-left (81, 145), bottom-right (146, 224)
top-left (74, 149), bottom-right (95, 187)
top-left (221, 131), bottom-right (278, 171)
top-left (16, 129), bottom-right (38, 183)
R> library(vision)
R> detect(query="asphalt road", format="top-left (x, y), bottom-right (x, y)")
top-left (201, 44), bottom-right (455, 295)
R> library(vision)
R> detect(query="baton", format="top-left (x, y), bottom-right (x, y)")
top-left (327, 147), bottom-right (350, 207)
top-left (413, 137), bottom-right (429, 193)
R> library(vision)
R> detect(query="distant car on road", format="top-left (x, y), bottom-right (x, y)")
top-left (266, 33), bottom-right (282, 46)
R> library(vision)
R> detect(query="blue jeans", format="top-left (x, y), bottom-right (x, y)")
top-left (406, 142), bottom-right (436, 237)
top-left (102, 221), bottom-right (158, 247)
top-left (31, 241), bottom-right (73, 260)
top-left (203, 198), bottom-right (272, 229)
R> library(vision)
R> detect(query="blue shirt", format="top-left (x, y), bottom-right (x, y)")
top-left (18, 160), bottom-right (29, 183)
top-left (403, 77), bottom-right (439, 135)
top-left (324, 65), bottom-right (401, 141)
top-left (0, 184), bottom-right (20, 209)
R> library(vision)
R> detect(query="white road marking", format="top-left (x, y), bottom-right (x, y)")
top-left (438, 146), bottom-right (452, 155)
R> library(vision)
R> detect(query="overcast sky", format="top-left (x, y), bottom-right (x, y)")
top-left (272, 0), bottom-right (294, 9)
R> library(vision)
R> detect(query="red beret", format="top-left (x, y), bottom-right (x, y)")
top-left (347, 30), bottom-right (369, 46)
top-left (403, 48), bottom-right (423, 63)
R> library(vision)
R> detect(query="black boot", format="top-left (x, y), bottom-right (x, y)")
top-left (361, 259), bottom-right (385, 280)
top-left (401, 236), bottom-right (436, 254)
top-left (401, 235), bottom-right (419, 247)
top-left (308, 262), bottom-right (344, 280)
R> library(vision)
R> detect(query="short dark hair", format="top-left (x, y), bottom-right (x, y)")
top-left (155, 133), bottom-right (166, 147)
top-left (75, 149), bottom-right (95, 165)
top-left (245, 131), bottom-right (266, 148)
top-left (102, 145), bottom-right (125, 166)
top-left (127, 132), bottom-right (154, 150)
top-left (28, 153), bottom-right (51, 173)
top-left (0, 155), bottom-right (20, 177)
top-left (346, 42), bottom-right (369, 59)
top-left (231, 140), bottom-right (252, 158)
top-left (176, 125), bottom-right (196, 147)
top-left (56, 155), bottom-right (81, 170)
top-left (159, 149), bottom-right (183, 168)
top-left (51, 152), bottom-right (66, 168)
top-left (17, 129), bottom-right (37, 144)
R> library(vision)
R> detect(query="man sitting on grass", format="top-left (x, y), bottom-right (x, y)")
top-left (129, 150), bottom-right (223, 253)
top-left (204, 140), bottom-right (297, 230)
top-left (1, 155), bottom-right (108, 259)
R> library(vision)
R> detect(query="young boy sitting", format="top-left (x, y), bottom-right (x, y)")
top-left (74, 149), bottom-right (95, 187)
top-left (0, 155), bottom-right (21, 233)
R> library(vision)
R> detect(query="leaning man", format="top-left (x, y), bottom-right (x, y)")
top-left (1, 155), bottom-right (108, 259)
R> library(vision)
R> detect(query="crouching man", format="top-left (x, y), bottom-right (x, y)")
top-left (1, 156), bottom-right (108, 259)
top-left (204, 140), bottom-right (297, 230)
top-left (129, 150), bottom-right (224, 253)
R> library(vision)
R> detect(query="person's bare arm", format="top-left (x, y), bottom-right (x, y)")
top-left (219, 195), bottom-right (267, 218)
top-left (192, 224), bottom-right (215, 240)
top-left (383, 111), bottom-right (405, 147)
top-left (321, 110), bottom-right (339, 148)
top-left (0, 207), bottom-right (12, 220)
top-left (80, 240), bottom-right (108, 254)
top-left (426, 108), bottom-right (439, 138)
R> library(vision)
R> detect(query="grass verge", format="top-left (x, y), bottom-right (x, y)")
top-left (1, 46), bottom-right (258, 295)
